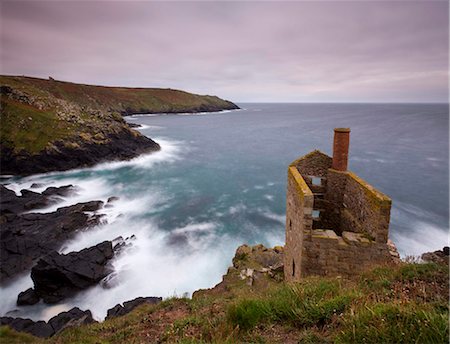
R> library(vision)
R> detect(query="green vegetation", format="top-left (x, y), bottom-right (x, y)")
top-left (0, 326), bottom-right (36, 344)
top-left (1, 97), bottom-right (72, 153)
top-left (1, 261), bottom-right (447, 343)
top-left (228, 280), bottom-right (356, 330)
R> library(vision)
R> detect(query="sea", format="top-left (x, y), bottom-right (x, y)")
top-left (1, 103), bottom-right (448, 321)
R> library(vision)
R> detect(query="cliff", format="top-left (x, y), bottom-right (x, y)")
top-left (1, 245), bottom-right (448, 343)
top-left (0, 75), bottom-right (239, 175)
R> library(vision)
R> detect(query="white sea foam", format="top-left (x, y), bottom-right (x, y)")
top-left (390, 200), bottom-right (449, 257)
top-left (90, 137), bottom-right (183, 172)
top-left (263, 194), bottom-right (274, 201)
top-left (229, 203), bottom-right (247, 215)
top-left (392, 220), bottom-right (449, 257)
top-left (5, 217), bottom-right (237, 321)
top-left (135, 125), bottom-right (164, 130)
top-left (2, 137), bottom-right (183, 192)
top-left (260, 210), bottom-right (285, 224)
top-left (0, 176), bottom-right (239, 321)
top-left (127, 113), bottom-right (162, 118)
top-left (0, 274), bottom-right (34, 317)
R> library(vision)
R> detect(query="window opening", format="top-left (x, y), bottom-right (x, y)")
top-left (311, 177), bottom-right (322, 186)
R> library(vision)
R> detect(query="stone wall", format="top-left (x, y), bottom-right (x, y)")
top-left (323, 169), bottom-right (347, 234)
top-left (340, 172), bottom-right (391, 243)
top-left (284, 166), bottom-right (313, 281)
top-left (301, 229), bottom-right (398, 278)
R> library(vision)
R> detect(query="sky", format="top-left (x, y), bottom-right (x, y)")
top-left (1, 0), bottom-right (449, 103)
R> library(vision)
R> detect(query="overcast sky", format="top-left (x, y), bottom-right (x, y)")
top-left (1, 0), bottom-right (448, 102)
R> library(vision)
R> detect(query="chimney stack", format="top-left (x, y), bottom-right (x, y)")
top-left (332, 128), bottom-right (350, 171)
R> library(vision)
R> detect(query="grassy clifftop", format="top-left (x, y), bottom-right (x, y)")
top-left (2, 245), bottom-right (448, 343)
top-left (0, 75), bottom-right (238, 175)
top-left (0, 75), bottom-right (238, 116)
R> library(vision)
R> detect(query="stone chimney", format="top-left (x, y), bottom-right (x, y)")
top-left (332, 128), bottom-right (350, 171)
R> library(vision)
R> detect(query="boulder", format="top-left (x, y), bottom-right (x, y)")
top-left (30, 241), bottom-right (114, 303)
top-left (106, 296), bottom-right (162, 319)
top-left (42, 185), bottom-right (73, 197)
top-left (107, 196), bottom-right (119, 203)
top-left (17, 288), bottom-right (39, 306)
top-left (48, 307), bottom-right (95, 334)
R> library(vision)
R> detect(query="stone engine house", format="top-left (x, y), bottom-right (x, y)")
top-left (284, 128), bottom-right (399, 281)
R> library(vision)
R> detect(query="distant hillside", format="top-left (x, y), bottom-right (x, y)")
top-left (0, 75), bottom-right (238, 175)
top-left (0, 76), bottom-right (239, 116)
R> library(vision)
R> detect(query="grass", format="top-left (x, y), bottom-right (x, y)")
top-left (0, 326), bottom-right (37, 344)
top-left (1, 98), bottom-right (71, 153)
top-left (0, 262), bottom-right (447, 343)
top-left (336, 303), bottom-right (449, 344)
top-left (227, 279), bottom-right (357, 330)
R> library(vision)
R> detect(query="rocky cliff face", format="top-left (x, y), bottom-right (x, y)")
top-left (0, 75), bottom-right (238, 175)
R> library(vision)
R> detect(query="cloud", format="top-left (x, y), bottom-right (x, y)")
top-left (1, 0), bottom-right (448, 102)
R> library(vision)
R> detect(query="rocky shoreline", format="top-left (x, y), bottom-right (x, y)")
top-left (0, 128), bottom-right (160, 176)
top-left (0, 185), bottom-right (105, 283)
top-left (0, 183), bottom-right (164, 338)
top-left (0, 296), bottom-right (163, 338)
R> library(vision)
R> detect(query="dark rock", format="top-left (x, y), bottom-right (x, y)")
top-left (17, 288), bottom-right (39, 306)
top-left (105, 196), bottom-right (119, 208)
top-left (0, 190), bottom-right (104, 284)
top-left (30, 183), bottom-right (44, 189)
top-left (0, 185), bottom-right (22, 214)
top-left (443, 246), bottom-right (449, 256)
top-left (106, 296), bottom-right (162, 319)
top-left (30, 241), bottom-right (114, 303)
top-left (42, 185), bottom-right (73, 197)
top-left (120, 101), bottom-right (239, 116)
top-left (0, 316), bottom-right (54, 338)
top-left (0, 307), bottom-right (95, 338)
top-left (21, 189), bottom-right (51, 210)
top-left (0, 184), bottom-right (74, 214)
top-left (111, 235), bottom-right (135, 254)
top-left (1, 129), bottom-right (160, 176)
top-left (107, 196), bottom-right (119, 203)
top-left (48, 307), bottom-right (95, 334)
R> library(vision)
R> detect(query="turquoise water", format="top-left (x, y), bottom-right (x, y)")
top-left (1, 103), bottom-right (448, 320)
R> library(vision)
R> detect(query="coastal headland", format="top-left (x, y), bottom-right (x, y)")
top-left (0, 75), bottom-right (239, 175)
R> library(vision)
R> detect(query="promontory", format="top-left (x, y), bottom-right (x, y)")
top-left (0, 75), bottom-right (239, 175)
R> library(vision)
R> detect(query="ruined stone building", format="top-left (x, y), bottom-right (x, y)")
top-left (284, 128), bottom-right (399, 281)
